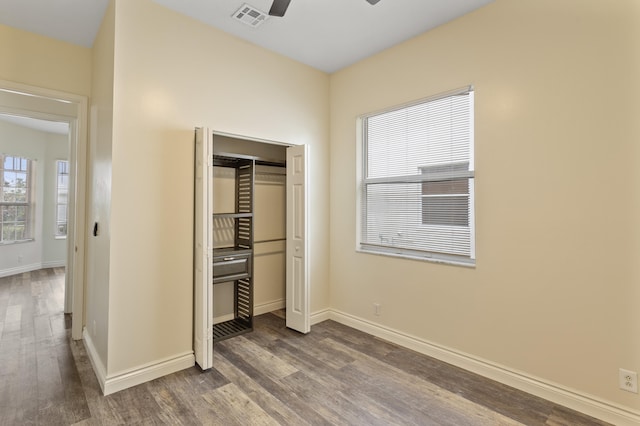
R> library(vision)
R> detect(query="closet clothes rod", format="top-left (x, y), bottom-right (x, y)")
top-left (255, 170), bottom-right (286, 177)
top-left (254, 238), bottom-right (286, 244)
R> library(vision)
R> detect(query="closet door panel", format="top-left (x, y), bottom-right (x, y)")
top-left (194, 127), bottom-right (213, 370)
top-left (286, 144), bottom-right (310, 333)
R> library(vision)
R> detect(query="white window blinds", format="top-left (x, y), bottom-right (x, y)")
top-left (360, 87), bottom-right (475, 264)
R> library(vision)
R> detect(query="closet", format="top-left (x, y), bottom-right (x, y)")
top-left (195, 128), bottom-right (308, 371)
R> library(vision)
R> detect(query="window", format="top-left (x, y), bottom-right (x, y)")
top-left (55, 160), bottom-right (69, 237)
top-left (359, 87), bottom-right (475, 264)
top-left (0, 155), bottom-right (33, 243)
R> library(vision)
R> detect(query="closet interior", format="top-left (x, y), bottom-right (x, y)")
top-left (211, 134), bottom-right (287, 342)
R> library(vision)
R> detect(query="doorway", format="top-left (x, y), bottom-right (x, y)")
top-left (0, 80), bottom-right (88, 340)
top-left (0, 114), bottom-right (70, 279)
top-left (211, 131), bottom-right (310, 332)
top-left (194, 128), bottom-right (310, 370)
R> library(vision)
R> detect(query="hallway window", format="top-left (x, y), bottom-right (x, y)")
top-left (55, 160), bottom-right (69, 237)
top-left (0, 155), bottom-right (33, 242)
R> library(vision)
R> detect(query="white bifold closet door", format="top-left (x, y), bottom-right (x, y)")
top-left (194, 127), bottom-right (214, 370)
top-left (285, 144), bottom-right (310, 333)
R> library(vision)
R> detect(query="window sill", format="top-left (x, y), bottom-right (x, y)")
top-left (356, 247), bottom-right (475, 268)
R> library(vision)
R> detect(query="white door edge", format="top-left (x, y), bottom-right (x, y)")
top-left (286, 144), bottom-right (310, 333)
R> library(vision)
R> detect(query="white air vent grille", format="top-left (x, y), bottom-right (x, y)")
top-left (233, 4), bottom-right (268, 28)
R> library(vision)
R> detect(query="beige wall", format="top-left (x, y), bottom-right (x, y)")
top-left (0, 24), bottom-right (91, 96)
top-left (329, 0), bottom-right (640, 409)
top-left (42, 132), bottom-right (69, 265)
top-left (253, 165), bottom-right (287, 310)
top-left (101, 0), bottom-right (329, 375)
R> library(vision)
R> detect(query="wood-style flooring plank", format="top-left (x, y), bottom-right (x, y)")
top-left (55, 340), bottom-right (92, 425)
top-left (144, 374), bottom-right (204, 426)
top-left (35, 335), bottom-right (66, 426)
top-left (201, 383), bottom-right (279, 426)
top-left (211, 350), bottom-right (311, 426)
top-left (215, 343), bottom-right (335, 426)
top-left (256, 336), bottom-right (413, 425)
top-left (382, 345), bottom-right (557, 425)
top-left (545, 406), bottom-right (613, 426)
top-left (218, 336), bottom-right (298, 381)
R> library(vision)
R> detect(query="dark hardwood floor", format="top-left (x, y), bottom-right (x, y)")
top-left (0, 269), bottom-right (610, 425)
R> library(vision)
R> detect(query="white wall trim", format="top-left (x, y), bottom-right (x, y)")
top-left (0, 263), bottom-right (42, 278)
top-left (328, 309), bottom-right (640, 426)
top-left (82, 327), bottom-right (107, 394)
top-left (83, 327), bottom-right (194, 395)
top-left (255, 299), bottom-right (285, 316)
top-left (0, 262), bottom-right (66, 278)
top-left (311, 308), bottom-right (331, 325)
top-left (103, 352), bottom-right (195, 396)
top-left (41, 260), bottom-right (66, 269)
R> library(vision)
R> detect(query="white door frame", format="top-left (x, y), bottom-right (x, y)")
top-left (193, 127), bottom-right (214, 369)
top-left (0, 80), bottom-right (88, 341)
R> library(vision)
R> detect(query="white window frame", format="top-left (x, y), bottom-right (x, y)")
top-left (0, 154), bottom-right (34, 244)
top-left (357, 86), bottom-right (475, 266)
top-left (55, 159), bottom-right (69, 238)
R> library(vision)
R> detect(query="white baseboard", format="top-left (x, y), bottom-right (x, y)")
top-left (0, 263), bottom-right (43, 278)
top-left (103, 352), bottom-right (194, 395)
top-left (83, 327), bottom-right (194, 395)
top-left (255, 299), bottom-right (285, 316)
top-left (41, 260), bottom-right (65, 269)
top-left (328, 309), bottom-right (640, 426)
top-left (82, 327), bottom-right (108, 393)
top-left (0, 261), bottom-right (66, 278)
top-left (311, 308), bottom-right (331, 325)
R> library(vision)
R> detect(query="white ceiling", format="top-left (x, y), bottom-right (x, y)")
top-left (0, 0), bottom-right (493, 73)
top-left (0, 0), bottom-right (109, 48)
top-left (0, 114), bottom-right (69, 135)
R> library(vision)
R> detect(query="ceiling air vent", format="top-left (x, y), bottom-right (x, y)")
top-left (233, 4), bottom-right (268, 28)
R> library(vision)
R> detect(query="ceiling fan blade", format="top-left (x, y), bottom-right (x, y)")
top-left (365, 0), bottom-right (382, 4)
top-left (269, 0), bottom-right (292, 17)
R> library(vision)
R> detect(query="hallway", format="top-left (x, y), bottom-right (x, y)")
top-left (0, 268), bottom-right (88, 424)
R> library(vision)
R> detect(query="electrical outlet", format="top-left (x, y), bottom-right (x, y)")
top-left (619, 368), bottom-right (638, 393)
top-left (373, 303), bottom-right (381, 316)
